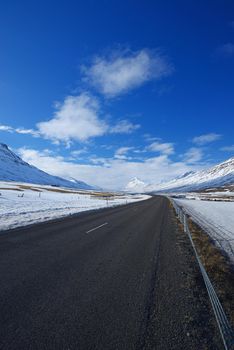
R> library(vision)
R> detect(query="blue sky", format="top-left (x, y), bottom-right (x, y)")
top-left (0, 0), bottom-right (234, 189)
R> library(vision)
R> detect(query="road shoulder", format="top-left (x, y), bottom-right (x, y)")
top-left (143, 199), bottom-right (223, 350)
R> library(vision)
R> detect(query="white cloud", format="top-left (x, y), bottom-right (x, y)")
top-left (110, 120), bottom-right (140, 134)
top-left (0, 124), bottom-right (39, 137)
top-left (82, 49), bottom-right (172, 97)
top-left (147, 141), bottom-right (174, 155)
top-left (88, 157), bottom-right (111, 167)
top-left (37, 93), bottom-right (108, 144)
top-left (115, 147), bottom-right (133, 156)
top-left (114, 146), bottom-right (134, 160)
top-left (192, 133), bottom-right (221, 145)
top-left (0, 99), bottom-right (139, 145)
top-left (15, 128), bottom-right (40, 137)
top-left (0, 124), bottom-right (13, 132)
top-left (36, 93), bottom-right (140, 144)
top-left (220, 145), bottom-right (234, 152)
top-left (184, 147), bottom-right (203, 163)
top-left (18, 147), bottom-right (200, 190)
top-left (70, 148), bottom-right (88, 157)
top-left (143, 134), bottom-right (160, 142)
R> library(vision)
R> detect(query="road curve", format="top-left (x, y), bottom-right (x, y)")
top-left (0, 196), bottom-right (222, 349)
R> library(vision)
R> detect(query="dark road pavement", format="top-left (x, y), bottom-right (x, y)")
top-left (0, 196), bottom-right (222, 349)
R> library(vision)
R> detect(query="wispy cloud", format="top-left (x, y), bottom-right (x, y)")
top-left (229, 21), bottom-right (234, 29)
top-left (0, 124), bottom-right (13, 132)
top-left (82, 48), bottom-right (172, 97)
top-left (0, 124), bottom-right (39, 137)
top-left (183, 147), bottom-right (203, 164)
top-left (15, 128), bottom-right (40, 137)
top-left (146, 141), bottom-right (174, 155)
top-left (192, 133), bottom-right (221, 145)
top-left (69, 148), bottom-right (88, 160)
top-left (70, 148), bottom-right (88, 156)
top-left (143, 134), bottom-right (160, 142)
top-left (214, 43), bottom-right (234, 58)
top-left (220, 145), bottom-right (234, 152)
top-left (110, 120), bottom-right (140, 134)
top-left (114, 146), bottom-right (134, 160)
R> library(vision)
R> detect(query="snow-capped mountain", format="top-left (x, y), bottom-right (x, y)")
top-left (125, 177), bottom-right (147, 193)
top-left (0, 143), bottom-right (94, 190)
top-left (147, 157), bottom-right (234, 192)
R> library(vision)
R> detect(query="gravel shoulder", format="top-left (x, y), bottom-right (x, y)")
top-left (143, 200), bottom-right (224, 350)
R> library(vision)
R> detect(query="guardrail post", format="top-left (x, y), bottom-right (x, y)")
top-left (183, 214), bottom-right (187, 233)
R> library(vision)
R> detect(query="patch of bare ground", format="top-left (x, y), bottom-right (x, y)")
top-left (162, 201), bottom-right (224, 349)
top-left (195, 184), bottom-right (234, 193)
top-left (0, 187), bottom-right (23, 191)
top-left (18, 185), bottom-right (42, 192)
top-left (188, 219), bottom-right (234, 327)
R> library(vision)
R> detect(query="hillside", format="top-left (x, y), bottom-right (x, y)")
top-left (0, 143), bottom-right (94, 190)
top-left (147, 157), bottom-right (234, 192)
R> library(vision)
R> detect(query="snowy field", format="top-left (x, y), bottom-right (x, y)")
top-left (176, 198), bottom-right (234, 263)
top-left (170, 191), bottom-right (234, 202)
top-left (0, 181), bottom-right (150, 231)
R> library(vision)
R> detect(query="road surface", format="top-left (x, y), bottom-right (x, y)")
top-left (0, 196), bottom-right (222, 349)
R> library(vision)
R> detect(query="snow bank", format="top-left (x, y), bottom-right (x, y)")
top-left (176, 199), bottom-right (234, 263)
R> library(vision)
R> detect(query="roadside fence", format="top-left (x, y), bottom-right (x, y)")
top-left (170, 198), bottom-right (234, 350)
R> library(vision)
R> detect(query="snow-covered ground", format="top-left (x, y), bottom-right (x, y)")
top-left (0, 182), bottom-right (150, 231)
top-left (171, 191), bottom-right (234, 201)
top-left (176, 198), bottom-right (234, 263)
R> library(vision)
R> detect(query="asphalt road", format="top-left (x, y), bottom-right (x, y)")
top-left (0, 196), bottom-right (222, 349)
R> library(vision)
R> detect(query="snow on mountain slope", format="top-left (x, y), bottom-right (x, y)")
top-left (125, 177), bottom-right (147, 193)
top-left (0, 143), bottom-right (94, 190)
top-left (147, 157), bottom-right (234, 192)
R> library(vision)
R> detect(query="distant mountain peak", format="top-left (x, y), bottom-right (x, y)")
top-left (130, 176), bottom-right (144, 183)
top-left (125, 177), bottom-right (147, 193)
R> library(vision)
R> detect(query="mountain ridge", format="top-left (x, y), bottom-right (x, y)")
top-left (147, 157), bottom-right (234, 192)
top-left (125, 157), bottom-right (234, 193)
top-left (0, 143), bottom-right (95, 190)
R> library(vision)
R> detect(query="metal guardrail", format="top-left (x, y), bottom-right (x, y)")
top-left (171, 198), bottom-right (234, 350)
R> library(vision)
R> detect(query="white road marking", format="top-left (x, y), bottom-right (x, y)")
top-left (86, 222), bottom-right (108, 234)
